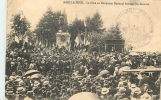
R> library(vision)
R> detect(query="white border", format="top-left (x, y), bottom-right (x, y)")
top-left (0, 0), bottom-right (6, 100)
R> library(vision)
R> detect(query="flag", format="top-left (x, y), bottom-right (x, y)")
top-left (39, 41), bottom-right (41, 46)
top-left (19, 35), bottom-right (22, 41)
top-left (35, 36), bottom-right (38, 46)
top-left (29, 42), bottom-right (32, 46)
top-left (46, 39), bottom-right (48, 48)
top-left (84, 33), bottom-right (90, 45)
top-left (75, 35), bottom-right (80, 46)
top-left (20, 10), bottom-right (24, 20)
top-left (75, 33), bottom-right (84, 46)
top-left (24, 36), bottom-right (28, 43)
top-left (15, 35), bottom-right (19, 43)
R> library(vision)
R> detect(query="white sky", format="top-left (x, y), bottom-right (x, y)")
top-left (7, 0), bottom-right (161, 51)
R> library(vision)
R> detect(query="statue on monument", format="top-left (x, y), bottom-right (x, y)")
top-left (56, 14), bottom-right (71, 50)
top-left (59, 15), bottom-right (64, 32)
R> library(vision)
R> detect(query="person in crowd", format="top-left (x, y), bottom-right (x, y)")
top-left (100, 87), bottom-right (113, 100)
top-left (114, 87), bottom-right (130, 100)
top-left (5, 42), bottom-right (161, 100)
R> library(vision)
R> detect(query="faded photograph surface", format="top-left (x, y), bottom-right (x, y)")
top-left (6, 0), bottom-right (161, 100)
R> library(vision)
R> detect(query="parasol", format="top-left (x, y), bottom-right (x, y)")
top-left (146, 66), bottom-right (155, 69)
top-left (30, 74), bottom-right (41, 79)
top-left (24, 70), bottom-right (40, 76)
top-left (74, 63), bottom-right (82, 71)
top-left (129, 52), bottom-right (139, 56)
top-left (68, 92), bottom-right (100, 100)
top-left (99, 70), bottom-right (110, 76)
top-left (118, 66), bottom-right (130, 75)
top-left (15, 78), bottom-right (23, 82)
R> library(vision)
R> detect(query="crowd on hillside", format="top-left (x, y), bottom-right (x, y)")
top-left (5, 43), bottom-right (161, 100)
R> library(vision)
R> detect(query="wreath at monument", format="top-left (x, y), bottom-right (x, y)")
top-left (61, 35), bottom-right (66, 42)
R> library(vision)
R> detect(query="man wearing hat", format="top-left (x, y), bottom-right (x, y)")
top-left (118, 75), bottom-right (131, 88)
top-left (108, 82), bottom-right (117, 96)
top-left (24, 91), bottom-right (34, 100)
top-left (114, 87), bottom-right (130, 100)
top-left (29, 60), bottom-right (36, 70)
top-left (16, 86), bottom-right (25, 94)
top-left (122, 82), bottom-right (131, 96)
top-left (10, 60), bottom-right (17, 74)
top-left (113, 64), bottom-right (121, 78)
top-left (100, 87), bottom-right (113, 100)
top-left (6, 57), bottom-right (11, 76)
top-left (138, 71), bottom-right (151, 94)
top-left (139, 71), bottom-right (150, 86)
top-left (96, 86), bottom-right (102, 99)
top-left (6, 90), bottom-right (15, 100)
top-left (141, 92), bottom-right (152, 100)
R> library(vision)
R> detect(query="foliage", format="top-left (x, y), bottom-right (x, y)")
top-left (8, 13), bottom-right (30, 49)
top-left (85, 12), bottom-right (105, 33)
top-left (11, 13), bottom-right (30, 36)
top-left (107, 23), bottom-right (122, 39)
top-left (89, 23), bottom-right (123, 51)
top-left (68, 18), bottom-right (85, 50)
top-left (34, 7), bottom-right (68, 43)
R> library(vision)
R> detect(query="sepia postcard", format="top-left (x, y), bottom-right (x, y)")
top-left (6, 0), bottom-right (161, 100)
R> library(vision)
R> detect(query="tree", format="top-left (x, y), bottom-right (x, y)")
top-left (68, 18), bottom-right (85, 50)
top-left (8, 12), bottom-right (30, 49)
top-left (11, 12), bottom-right (30, 37)
top-left (34, 7), bottom-right (68, 44)
top-left (89, 23), bottom-right (123, 52)
top-left (107, 23), bottom-right (122, 39)
top-left (85, 12), bottom-right (105, 33)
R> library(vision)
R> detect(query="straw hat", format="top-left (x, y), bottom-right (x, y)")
top-left (34, 81), bottom-right (40, 87)
top-left (118, 87), bottom-right (126, 93)
top-left (101, 88), bottom-right (109, 94)
top-left (26, 91), bottom-right (34, 96)
top-left (131, 84), bottom-right (136, 88)
top-left (43, 81), bottom-right (49, 85)
top-left (141, 93), bottom-right (151, 100)
top-left (6, 91), bottom-right (14, 96)
top-left (16, 87), bottom-right (25, 94)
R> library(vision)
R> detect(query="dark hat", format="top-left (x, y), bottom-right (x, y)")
top-left (121, 62), bottom-right (126, 66)
top-left (119, 87), bottom-right (126, 93)
top-left (61, 85), bottom-right (66, 89)
top-left (16, 87), bottom-right (25, 94)
top-left (6, 91), bottom-right (14, 96)
top-left (43, 81), bottom-right (49, 85)
top-left (123, 82), bottom-right (128, 87)
top-left (27, 91), bottom-right (34, 96)
top-left (147, 89), bottom-right (153, 93)
top-left (12, 59), bottom-right (17, 62)
top-left (6, 87), bottom-right (13, 91)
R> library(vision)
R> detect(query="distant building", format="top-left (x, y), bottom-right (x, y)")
top-left (105, 39), bottom-right (125, 52)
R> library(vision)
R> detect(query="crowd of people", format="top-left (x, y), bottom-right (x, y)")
top-left (5, 42), bottom-right (161, 100)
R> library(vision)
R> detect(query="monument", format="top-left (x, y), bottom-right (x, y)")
top-left (56, 30), bottom-right (71, 50)
top-left (56, 15), bottom-right (71, 50)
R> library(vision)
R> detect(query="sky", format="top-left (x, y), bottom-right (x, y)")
top-left (7, 0), bottom-right (161, 51)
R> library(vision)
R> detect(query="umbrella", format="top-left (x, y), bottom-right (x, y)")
top-left (68, 92), bottom-right (100, 100)
top-left (15, 78), bottom-right (23, 82)
top-left (118, 66), bottom-right (130, 75)
top-left (30, 74), bottom-right (41, 79)
top-left (74, 63), bottom-right (82, 71)
top-left (24, 70), bottom-right (40, 76)
top-left (129, 52), bottom-right (139, 56)
top-left (99, 70), bottom-right (110, 76)
top-left (146, 66), bottom-right (155, 69)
